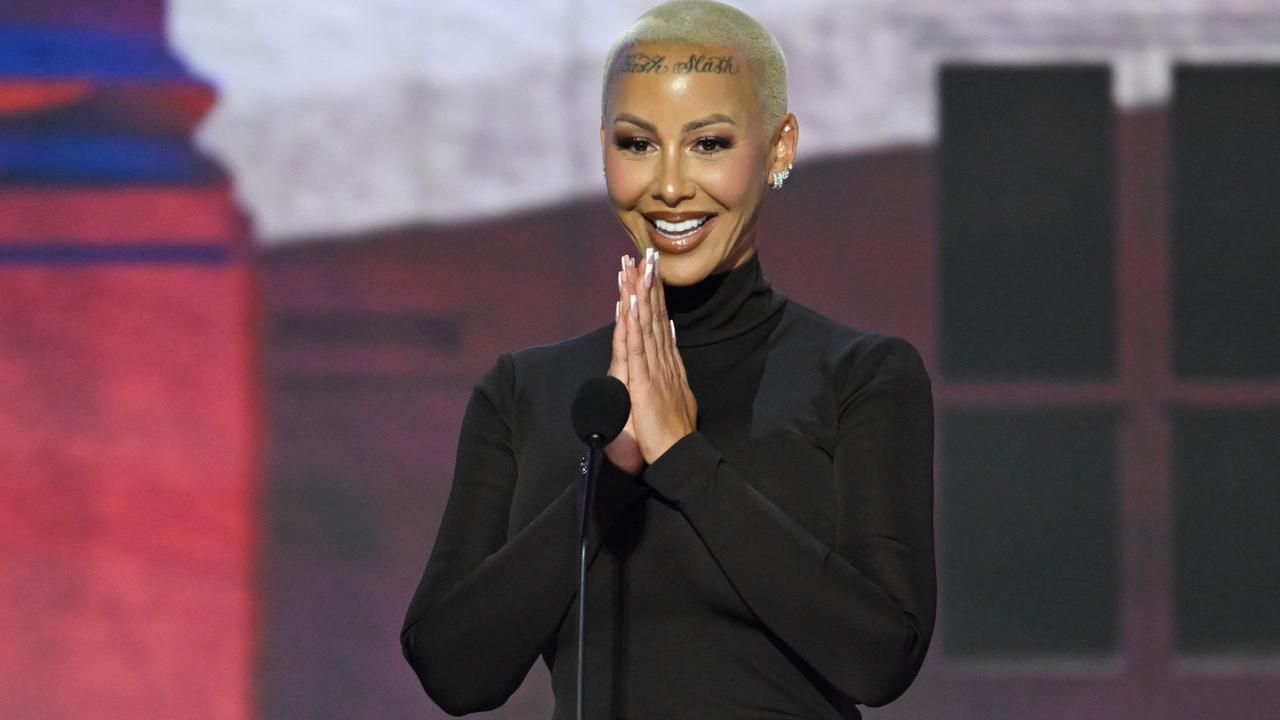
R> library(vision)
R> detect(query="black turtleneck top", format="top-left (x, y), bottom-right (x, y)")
top-left (401, 255), bottom-right (935, 719)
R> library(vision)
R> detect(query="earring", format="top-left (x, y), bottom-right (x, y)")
top-left (769, 163), bottom-right (793, 190)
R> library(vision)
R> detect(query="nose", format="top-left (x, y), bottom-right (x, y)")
top-left (654, 148), bottom-right (694, 206)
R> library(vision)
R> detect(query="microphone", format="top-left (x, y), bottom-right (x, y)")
top-left (571, 376), bottom-right (630, 448)
top-left (569, 376), bottom-right (630, 720)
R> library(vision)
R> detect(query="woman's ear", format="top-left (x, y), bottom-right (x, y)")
top-left (600, 125), bottom-right (609, 173)
top-left (769, 112), bottom-right (798, 175)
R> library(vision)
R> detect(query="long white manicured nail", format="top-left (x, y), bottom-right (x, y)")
top-left (629, 294), bottom-right (638, 318)
top-left (670, 319), bottom-right (676, 341)
top-left (653, 251), bottom-right (660, 279)
top-left (616, 301), bottom-right (621, 321)
top-left (621, 255), bottom-right (628, 273)
top-left (617, 270), bottom-right (624, 290)
top-left (643, 259), bottom-right (653, 289)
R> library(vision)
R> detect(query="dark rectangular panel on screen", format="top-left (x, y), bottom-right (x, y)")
top-left (1171, 65), bottom-right (1280, 378)
top-left (939, 66), bottom-right (1115, 380)
top-left (941, 408), bottom-right (1119, 657)
top-left (1173, 409), bottom-right (1280, 655)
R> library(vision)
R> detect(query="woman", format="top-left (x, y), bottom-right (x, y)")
top-left (401, 2), bottom-right (935, 717)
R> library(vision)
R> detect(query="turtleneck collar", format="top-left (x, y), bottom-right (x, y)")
top-left (665, 253), bottom-right (786, 348)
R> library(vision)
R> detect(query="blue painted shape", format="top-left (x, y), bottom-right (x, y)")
top-left (0, 24), bottom-right (197, 80)
top-left (0, 243), bottom-right (233, 265)
top-left (0, 135), bottom-right (222, 185)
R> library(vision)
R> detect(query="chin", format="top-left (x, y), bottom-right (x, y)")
top-left (652, 251), bottom-right (719, 287)
top-left (621, 219), bottom-right (745, 286)
top-left (658, 266), bottom-right (703, 287)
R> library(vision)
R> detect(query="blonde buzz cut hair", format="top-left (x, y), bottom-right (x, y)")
top-left (601, 0), bottom-right (789, 131)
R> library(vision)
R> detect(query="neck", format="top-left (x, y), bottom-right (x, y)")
top-left (664, 252), bottom-right (785, 347)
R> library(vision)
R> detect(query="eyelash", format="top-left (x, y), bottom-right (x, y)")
top-left (613, 135), bottom-right (733, 155)
top-left (693, 136), bottom-right (732, 153)
top-left (613, 137), bottom-right (650, 153)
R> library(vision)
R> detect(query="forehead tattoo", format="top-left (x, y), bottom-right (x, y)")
top-left (619, 52), bottom-right (740, 76)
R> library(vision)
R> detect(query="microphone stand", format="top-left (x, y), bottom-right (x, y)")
top-left (576, 434), bottom-right (605, 720)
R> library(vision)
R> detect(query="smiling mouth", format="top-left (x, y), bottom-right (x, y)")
top-left (651, 216), bottom-right (710, 239)
top-left (645, 210), bottom-right (716, 252)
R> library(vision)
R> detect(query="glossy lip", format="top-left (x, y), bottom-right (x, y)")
top-left (642, 213), bottom-right (717, 254)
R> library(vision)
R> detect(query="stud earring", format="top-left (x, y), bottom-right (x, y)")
top-left (769, 163), bottom-right (793, 190)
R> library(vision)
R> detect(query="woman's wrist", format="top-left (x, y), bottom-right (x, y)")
top-left (640, 426), bottom-right (695, 465)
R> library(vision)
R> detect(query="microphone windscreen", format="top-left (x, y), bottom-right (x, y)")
top-left (571, 376), bottom-right (631, 445)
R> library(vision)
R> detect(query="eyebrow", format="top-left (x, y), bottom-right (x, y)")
top-left (613, 113), bottom-right (737, 134)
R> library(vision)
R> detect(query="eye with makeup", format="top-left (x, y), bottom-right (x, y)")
top-left (612, 134), bottom-right (734, 155)
top-left (613, 135), bottom-right (654, 154)
top-left (691, 135), bottom-right (733, 154)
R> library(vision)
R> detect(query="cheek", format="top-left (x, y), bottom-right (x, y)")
top-left (605, 160), bottom-right (649, 210)
top-left (697, 152), bottom-right (762, 210)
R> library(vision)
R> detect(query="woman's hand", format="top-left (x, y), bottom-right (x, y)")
top-left (610, 249), bottom-right (697, 467)
top-left (606, 255), bottom-right (645, 475)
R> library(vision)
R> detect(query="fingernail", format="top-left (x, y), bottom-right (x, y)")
top-left (616, 300), bottom-right (621, 321)
top-left (670, 319), bottom-right (676, 341)
top-left (621, 255), bottom-right (628, 273)
top-left (645, 247), bottom-right (655, 264)
top-left (653, 251), bottom-right (660, 278)
top-left (643, 260), bottom-right (653, 289)
top-left (617, 270), bottom-right (624, 290)
top-left (629, 294), bottom-right (638, 318)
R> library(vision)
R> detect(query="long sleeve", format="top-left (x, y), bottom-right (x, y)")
top-left (402, 260), bottom-right (935, 718)
top-left (400, 353), bottom-right (646, 715)
top-left (641, 335), bottom-right (936, 707)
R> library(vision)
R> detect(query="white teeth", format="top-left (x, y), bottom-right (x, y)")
top-left (652, 216), bottom-right (709, 237)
